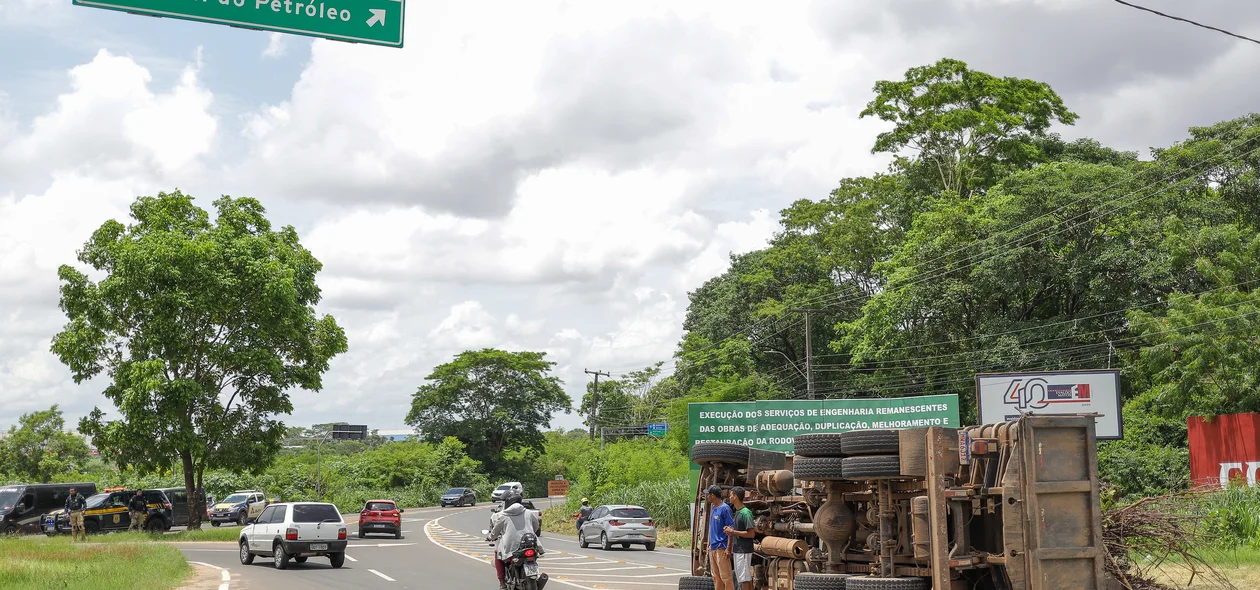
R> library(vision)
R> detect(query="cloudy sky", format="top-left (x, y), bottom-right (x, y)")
top-left (1, 0), bottom-right (1257, 435)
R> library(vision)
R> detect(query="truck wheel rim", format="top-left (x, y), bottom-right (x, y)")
top-left (240, 544), bottom-right (249, 562)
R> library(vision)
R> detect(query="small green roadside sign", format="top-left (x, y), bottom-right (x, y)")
top-left (72, 0), bottom-right (406, 48)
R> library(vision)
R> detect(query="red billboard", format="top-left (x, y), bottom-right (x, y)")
top-left (1188, 413), bottom-right (1260, 488)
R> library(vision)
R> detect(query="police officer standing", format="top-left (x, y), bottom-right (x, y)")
top-left (65, 487), bottom-right (87, 542)
top-left (128, 491), bottom-right (147, 532)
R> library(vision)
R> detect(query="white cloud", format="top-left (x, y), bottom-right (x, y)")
top-left (303, 166), bottom-right (710, 291)
top-left (262, 33), bottom-right (287, 59)
top-left (1, 49), bottom-right (217, 191)
top-left (4, 0), bottom-right (1255, 433)
top-left (429, 301), bottom-right (501, 350)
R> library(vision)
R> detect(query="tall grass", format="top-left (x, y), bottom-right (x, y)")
top-left (1202, 484), bottom-right (1260, 549)
top-left (0, 536), bottom-right (191, 590)
top-left (560, 477), bottom-right (692, 530)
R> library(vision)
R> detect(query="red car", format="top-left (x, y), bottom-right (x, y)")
top-left (358, 499), bottom-right (403, 539)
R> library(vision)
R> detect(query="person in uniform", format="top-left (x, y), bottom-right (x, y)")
top-left (128, 491), bottom-right (148, 532)
top-left (65, 487), bottom-right (87, 542)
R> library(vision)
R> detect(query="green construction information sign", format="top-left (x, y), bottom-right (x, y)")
top-left (72, 0), bottom-right (406, 48)
top-left (687, 395), bottom-right (960, 490)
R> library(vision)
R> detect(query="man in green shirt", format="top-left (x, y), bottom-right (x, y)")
top-left (723, 486), bottom-right (756, 590)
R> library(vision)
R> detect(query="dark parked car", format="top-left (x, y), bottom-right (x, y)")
top-left (43, 486), bottom-right (207, 535)
top-left (439, 488), bottom-right (476, 507)
top-left (0, 482), bottom-right (97, 535)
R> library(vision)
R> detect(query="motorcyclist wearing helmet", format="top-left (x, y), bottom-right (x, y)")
top-left (488, 491), bottom-right (546, 590)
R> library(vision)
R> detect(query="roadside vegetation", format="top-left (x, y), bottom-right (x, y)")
top-left (91, 529), bottom-right (243, 543)
top-left (5, 56), bottom-right (1260, 589)
top-left (0, 536), bottom-right (191, 590)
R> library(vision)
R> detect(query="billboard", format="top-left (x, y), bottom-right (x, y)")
top-left (687, 395), bottom-right (960, 490)
top-left (1189, 413), bottom-right (1260, 488)
top-left (330, 424), bottom-right (368, 440)
top-left (976, 370), bottom-right (1122, 439)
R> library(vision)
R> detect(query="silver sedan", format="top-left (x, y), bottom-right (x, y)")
top-left (577, 504), bottom-right (657, 551)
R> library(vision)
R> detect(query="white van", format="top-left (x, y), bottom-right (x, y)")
top-left (491, 482), bottom-right (524, 502)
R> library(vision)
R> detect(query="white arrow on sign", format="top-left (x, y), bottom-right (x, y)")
top-left (367, 8), bottom-right (386, 27)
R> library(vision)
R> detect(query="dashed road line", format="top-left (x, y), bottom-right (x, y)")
top-left (368, 568), bottom-right (397, 582)
top-left (425, 515), bottom-right (686, 590)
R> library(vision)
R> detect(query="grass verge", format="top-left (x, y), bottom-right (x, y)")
top-left (540, 506), bottom-right (693, 550)
top-left (1151, 546), bottom-right (1260, 588)
top-left (84, 527), bottom-right (243, 543)
top-left (0, 536), bottom-right (192, 590)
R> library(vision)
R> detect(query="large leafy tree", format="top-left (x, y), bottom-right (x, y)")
top-left (51, 190), bottom-right (348, 528)
top-left (406, 349), bottom-right (571, 469)
top-left (861, 57), bottom-right (1078, 197)
top-left (0, 406), bottom-right (91, 483)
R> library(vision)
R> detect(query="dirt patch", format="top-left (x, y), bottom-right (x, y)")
top-left (176, 563), bottom-right (228, 590)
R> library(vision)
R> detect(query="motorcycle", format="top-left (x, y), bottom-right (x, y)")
top-left (482, 528), bottom-right (548, 590)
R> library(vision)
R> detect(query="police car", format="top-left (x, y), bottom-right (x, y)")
top-left (209, 490), bottom-right (270, 527)
top-left (42, 487), bottom-right (172, 535)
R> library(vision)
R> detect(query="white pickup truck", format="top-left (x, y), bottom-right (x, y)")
top-left (238, 501), bottom-right (348, 569)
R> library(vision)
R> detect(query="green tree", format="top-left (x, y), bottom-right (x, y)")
top-left (1127, 223), bottom-right (1260, 418)
top-left (578, 362), bottom-right (671, 434)
top-left (406, 349), bottom-right (571, 470)
top-left (51, 190), bottom-right (348, 529)
top-left (0, 406), bottom-right (91, 483)
top-left (861, 57), bottom-right (1078, 197)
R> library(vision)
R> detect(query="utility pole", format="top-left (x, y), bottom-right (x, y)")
top-left (584, 369), bottom-right (610, 440)
top-left (789, 309), bottom-right (822, 400)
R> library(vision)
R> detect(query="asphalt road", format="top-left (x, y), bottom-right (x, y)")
top-left (178, 500), bottom-right (695, 590)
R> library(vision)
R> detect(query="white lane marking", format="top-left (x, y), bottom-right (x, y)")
top-left (345, 554), bottom-right (358, 562)
top-left (426, 516), bottom-right (598, 590)
top-left (368, 569), bottom-right (397, 582)
top-left (187, 561), bottom-right (231, 590)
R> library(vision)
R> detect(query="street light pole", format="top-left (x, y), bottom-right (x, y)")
top-left (315, 430), bottom-right (332, 502)
top-left (762, 350), bottom-right (808, 382)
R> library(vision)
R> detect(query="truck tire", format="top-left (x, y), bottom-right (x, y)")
top-left (845, 576), bottom-right (929, 590)
top-left (792, 457), bottom-right (847, 481)
top-left (794, 572), bottom-right (853, 589)
top-left (691, 443), bottom-right (749, 467)
top-left (841, 430), bottom-right (900, 455)
top-left (793, 433), bottom-right (846, 457)
top-left (678, 576), bottom-right (716, 590)
top-left (841, 455), bottom-right (904, 479)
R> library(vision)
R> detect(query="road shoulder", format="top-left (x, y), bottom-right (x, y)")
top-left (177, 562), bottom-right (230, 590)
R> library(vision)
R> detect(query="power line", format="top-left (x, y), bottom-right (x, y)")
top-left (634, 113), bottom-right (1260, 386)
top-left (1112, 0), bottom-right (1260, 46)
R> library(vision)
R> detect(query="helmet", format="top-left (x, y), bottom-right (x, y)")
top-left (503, 491), bottom-right (523, 508)
top-left (581, 498), bottom-right (589, 503)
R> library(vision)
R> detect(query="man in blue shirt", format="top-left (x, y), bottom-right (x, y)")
top-left (706, 485), bottom-right (734, 590)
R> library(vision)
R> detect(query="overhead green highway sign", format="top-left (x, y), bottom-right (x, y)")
top-left (72, 0), bottom-right (406, 48)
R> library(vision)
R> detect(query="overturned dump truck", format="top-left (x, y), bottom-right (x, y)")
top-left (681, 413), bottom-right (1106, 590)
